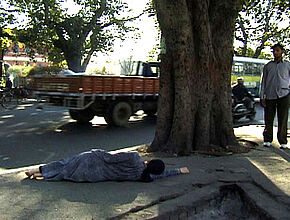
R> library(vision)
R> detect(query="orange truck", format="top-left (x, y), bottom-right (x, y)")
top-left (32, 62), bottom-right (160, 126)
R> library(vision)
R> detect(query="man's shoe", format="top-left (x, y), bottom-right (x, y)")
top-left (263, 142), bottom-right (271, 147)
top-left (280, 144), bottom-right (290, 149)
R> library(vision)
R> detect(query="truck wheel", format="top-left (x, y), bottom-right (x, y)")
top-left (69, 109), bottom-right (95, 123)
top-left (105, 102), bottom-right (132, 126)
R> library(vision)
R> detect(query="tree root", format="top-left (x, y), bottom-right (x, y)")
top-left (140, 139), bottom-right (257, 157)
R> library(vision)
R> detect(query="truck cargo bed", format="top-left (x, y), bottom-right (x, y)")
top-left (33, 75), bottom-right (159, 109)
top-left (33, 75), bottom-right (159, 94)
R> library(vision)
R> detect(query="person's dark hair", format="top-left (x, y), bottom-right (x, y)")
top-left (147, 159), bottom-right (165, 175)
top-left (140, 159), bottom-right (165, 182)
top-left (271, 43), bottom-right (284, 51)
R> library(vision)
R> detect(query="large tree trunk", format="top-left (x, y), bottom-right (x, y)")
top-left (0, 49), bottom-right (3, 79)
top-left (149, 0), bottom-right (239, 155)
top-left (60, 46), bottom-right (88, 72)
top-left (55, 38), bottom-right (86, 73)
top-left (64, 51), bottom-right (84, 72)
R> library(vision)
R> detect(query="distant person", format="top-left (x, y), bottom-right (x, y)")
top-left (25, 149), bottom-right (190, 182)
top-left (5, 78), bottom-right (12, 90)
top-left (232, 77), bottom-right (254, 109)
top-left (260, 43), bottom-right (290, 149)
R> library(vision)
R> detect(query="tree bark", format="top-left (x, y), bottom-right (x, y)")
top-left (149, 0), bottom-right (239, 155)
top-left (0, 49), bottom-right (3, 79)
top-left (58, 40), bottom-right (84, 72)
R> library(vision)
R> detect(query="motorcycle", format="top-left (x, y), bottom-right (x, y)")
top-left (232, 97), bottom-right (256, 122)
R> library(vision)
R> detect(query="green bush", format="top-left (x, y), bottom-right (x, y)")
top-left (7, 65), bottom-right (33, 77)
top-left (28, 66), bottom-right (63, 77)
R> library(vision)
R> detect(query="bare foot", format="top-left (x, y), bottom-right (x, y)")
top-left (25, 171), bottom-right (33, 178)
top-left (180, 167), bottom-right (190, 174)
top-left (33, 173), bottom-right (43, 179)
top-left (25, 167), bottom-right (41, 178)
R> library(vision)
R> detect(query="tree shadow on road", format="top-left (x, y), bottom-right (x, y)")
top-left (0, 116), bottom-right (157, 169)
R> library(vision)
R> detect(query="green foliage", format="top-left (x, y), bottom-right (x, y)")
top-left (147, 42), bottom-right (161, 61)
top-left (235, 47), bottom-right (272, 59)
top-left (87, 67), bottom-right (102, 75)
top-left (0, 3), bottom-right (18, 49)
top-left (28, 66), bottom-right (63, 77)
top-left (9, 0), bottom-right (143, 72)
top-left (119, 56), bottom-right (134, 75)
top-left (0, 29), bottom-right (14, 48)
top-left (0, 6), bottom-right (17, 29)
top-left (236, 0), bottom-right (290, 58)
top-left (0, 6), bottom-right (16, 81)
top-left (87, 66), bottom-right (114, 75)
top-left (7, 65), bottom-right (33, 77)
top-left (101, 66), bottom-right (108, 74)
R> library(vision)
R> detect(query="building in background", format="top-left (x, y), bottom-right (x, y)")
top-left (1, 43), bottom-right (51, 87)
top-left (3, 43), bottom-right (51, 67)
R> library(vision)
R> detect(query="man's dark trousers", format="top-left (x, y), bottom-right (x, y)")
top-left (263, 94), bottom-right (289, 144)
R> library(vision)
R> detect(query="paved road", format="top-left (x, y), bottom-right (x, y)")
top-left (0, 100), bottom-right (286, 171)
top-left (233, 102), bottom-right (290, 128)
top-left (0, 101), bottom-right (289, 219)
top-left (0, 102), bottom-right (156, 170)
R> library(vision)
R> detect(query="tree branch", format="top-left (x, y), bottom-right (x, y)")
top-left (81, 48), bottom-right (95, 70)
top-left (100, 9), bottom-right (149, 29)
top-left (82, 0), bottom-right (107, 39)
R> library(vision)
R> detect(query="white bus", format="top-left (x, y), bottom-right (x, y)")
top-left (232, 56), bottom-right (270, 97)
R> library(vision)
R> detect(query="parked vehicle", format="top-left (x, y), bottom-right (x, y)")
top-left (32, 62), bottom-right (160, 126)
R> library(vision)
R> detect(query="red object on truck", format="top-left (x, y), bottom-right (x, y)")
top-left (32, 62), bottom-right (160, 126)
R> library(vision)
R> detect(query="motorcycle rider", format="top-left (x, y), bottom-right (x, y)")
top-left (232, 77), bottom-right (254, 110)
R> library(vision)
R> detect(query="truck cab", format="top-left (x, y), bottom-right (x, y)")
top-left (122, 61), bottom-right (160, 77)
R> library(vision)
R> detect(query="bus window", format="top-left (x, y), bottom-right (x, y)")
top-left (231, 56), bottom-right (269, 97)
top-left (232, 62), bottom-right (244, 75)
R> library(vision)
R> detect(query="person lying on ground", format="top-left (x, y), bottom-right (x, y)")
top-left (25, 149), bottom-right (190, 182)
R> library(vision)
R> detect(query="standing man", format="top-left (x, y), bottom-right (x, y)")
top-left (260, 43), bottom-right (290, 149)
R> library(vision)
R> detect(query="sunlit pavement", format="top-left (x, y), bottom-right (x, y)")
top-left (0, 100), bottom-right (289, 219)
top-left (0, 125), bottom-right (289, 219)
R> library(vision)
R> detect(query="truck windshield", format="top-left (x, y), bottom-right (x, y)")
top-left (120, 61), bottom-right (160, 77)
